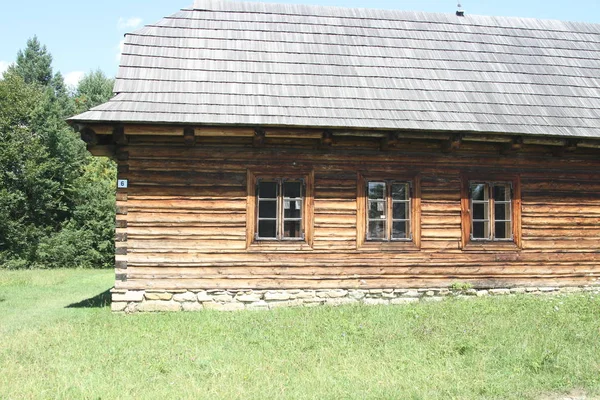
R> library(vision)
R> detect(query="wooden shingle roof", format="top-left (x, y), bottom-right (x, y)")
top-left (69, 0), bottom-right (600, 138)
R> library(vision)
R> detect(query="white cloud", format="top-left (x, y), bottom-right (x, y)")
top-left (0, 61), bottom-right (10, 76)
top-left (118, 17), bottom-right (142, 30)
top-left (116, 39), bottom-right (126, 62)
top-left (64, 71), bottom-right (85, 87)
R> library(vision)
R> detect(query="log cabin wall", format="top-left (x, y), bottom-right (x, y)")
top-left (113, 131), bottom-right (600, 291)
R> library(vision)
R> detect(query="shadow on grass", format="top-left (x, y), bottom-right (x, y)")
top-left (66, 289), bottom-right (112, 308)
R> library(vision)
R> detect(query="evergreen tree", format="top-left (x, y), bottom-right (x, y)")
top-left (11, 36), bottom-right (53, 86)
top-left (0, 37), bottom-right (116, 269)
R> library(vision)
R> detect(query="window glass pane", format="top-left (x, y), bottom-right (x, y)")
top-left (368, 182), bottom-right (386, 200)
top-left (495, 202), bottom-right (510, 221)
top-left (258, 220), bottom-right (276, 238)
top-left (472, 203), bottom-right (488, 220)
top-left (284, 200), bottom-right (302, 219)
top-left (392, 221), bottom-right (409, 239)
top-left (472, 221), bottom-right (489, 239)
top-left (258, 200), bottom-right (277, 218)
top-left (393, 202), bottom-right (408, 220)
top-left (258, 181), bottom-right (278, 198)
top-left (494, 185), bottom-right (510, 201)
top-left (495, 221), bottom-right (511, 239)
top-left (283, 221), bottom-right (301, 238)
top-left (368, 221), bottom-right (386, 239)
top-left (368, 201), bottom-right (386, 219)
top-left (391, 183), bottom-right (408, 200)
top-left (283, 181), bottom-right (302, 198)
top-left (470, 183), bottom-right (488, 201)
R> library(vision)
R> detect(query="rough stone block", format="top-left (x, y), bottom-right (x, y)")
top-left (111, 302), bottom-right (128, 312)
top-left (302, 297), bottom-right (324, 304)
top-left (295, 290), bottom-right (316, 299)
top-left (145, 292), bottom-right (173, 301)
top-left (510, 287), bottom-right (527, 294)
top-left (489, 289), bottom-right (511, 295)
top-left (327, 289), bottom-right (349, 298)
top-left (264, 291), bottom-right (291, 301)
top-left (317, 289), bottom-right (347, 298)
top-left (138, 301), bottom-right (181, 312)
top-left (125, 302), bottom-right (138, 313)
top-left (112, 291), bottom-right (144, 302)
top-left (207, 290), bottom-right (229, 294)
top-left (476, 290), bottom-right (489, 297)
top-left (173, 292), bottom-right (197, 302)
top-left (212, 294), bottom-right (233, 302)
top-left (197, 291), bottom-right (213, 302)
top-left (246, 301), bottom-right (269, 311)
top-left (539, 287), bottom-right (557, 292)
top-left (182, 302), bottom-right (203, 311)
top-left (236, 294), bottom-right (262, 303)
top-left (348, 290), bottom-right (366, 299)
top-left (402, 290), bottom-right (420, 298)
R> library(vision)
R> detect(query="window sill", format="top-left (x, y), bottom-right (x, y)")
top-left (462, 241), bottom-right (521, 252)
top-left (248, 240), bottom-right (313, 252)
top-left (358, 241), bottom-right (421, 252)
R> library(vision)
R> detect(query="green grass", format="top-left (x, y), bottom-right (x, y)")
top-left (0, 270), bottom-right (599, 399)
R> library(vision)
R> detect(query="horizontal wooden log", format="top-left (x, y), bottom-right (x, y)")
top-left (108, 131), bottom-right (600, 290)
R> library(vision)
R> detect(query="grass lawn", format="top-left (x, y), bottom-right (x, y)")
top-left (0, 270), bottom-right (599, 399)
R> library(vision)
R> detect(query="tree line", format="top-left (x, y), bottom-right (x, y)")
top-left (0, 36), bottom-right (116, 269)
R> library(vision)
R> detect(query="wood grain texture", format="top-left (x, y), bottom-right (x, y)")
top-left (112, 132), bottom-right (600, 290)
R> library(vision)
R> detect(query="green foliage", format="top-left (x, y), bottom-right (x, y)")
top-left (73, 69), bottom-right (114, 113)
top-left (0, 37), bottom-right (116, 269)
top-left (451, 281), bottom-right (474, 292)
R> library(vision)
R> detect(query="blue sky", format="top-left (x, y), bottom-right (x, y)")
top-left (1, 0), bottom-right (599, 88)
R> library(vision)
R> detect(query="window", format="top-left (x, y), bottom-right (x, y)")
top-left (461, 174), bottom-right (521, 249)
top-left (366, 181), bottom-right (412, 241)
top-left (357, 173), bottom-right (421, 250)
top-left (256, 179), bottom-right (304, 240)
top-left (469, 182), bottom-right (512, 241)
top-left (246, 170), bottom-right (314, 248)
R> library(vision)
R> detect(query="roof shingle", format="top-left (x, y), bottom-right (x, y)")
top-left (69, 0), bottom-right (600, 138)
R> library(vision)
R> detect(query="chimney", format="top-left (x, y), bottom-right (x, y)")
top-left (456, 2), bottom-right (465, 16)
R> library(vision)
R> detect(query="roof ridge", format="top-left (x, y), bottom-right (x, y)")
top-left (189, 0), bottom-right (600, 33)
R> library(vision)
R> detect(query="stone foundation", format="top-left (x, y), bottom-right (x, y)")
top-left (110, 285), bottom-right (600, 312)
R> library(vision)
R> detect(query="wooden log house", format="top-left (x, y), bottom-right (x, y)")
top-left (68, 0), bottom-right (600, 310)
